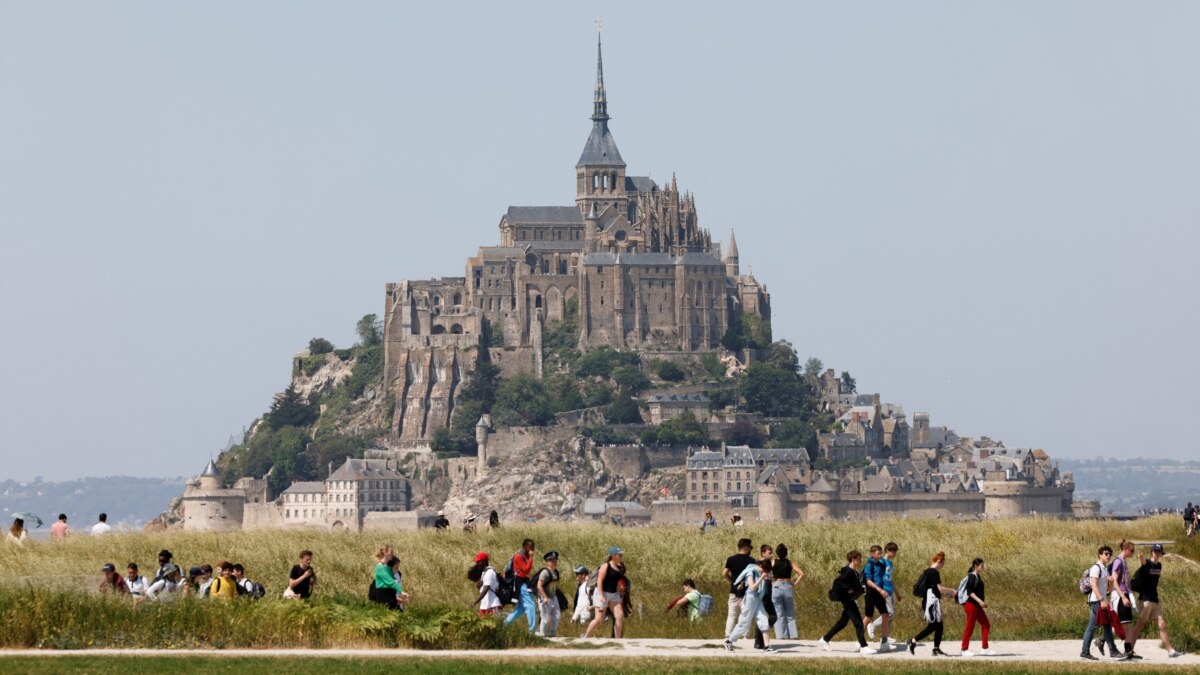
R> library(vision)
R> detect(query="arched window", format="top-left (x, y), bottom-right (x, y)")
top-left (432, 325), bottom-right (446, 335)
top-left (593, 173), bottom-right (599, 190)
top-left (450, 324), bottom-right (463, 334)
top-left (534, 295), bottom-right (542, 308)
top-left (602, 174), bottom-right (609, 190)
top-left (452, 293), bottom-right (462, 306)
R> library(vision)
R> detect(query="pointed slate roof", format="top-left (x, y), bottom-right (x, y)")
top-left (201, 459), bottom-right (219, 478)
top-left (577, 32), bottom-right (625, 168)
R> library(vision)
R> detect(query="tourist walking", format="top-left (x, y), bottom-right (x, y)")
top-left (6, 518), bottom-right (26, 546)
top-left (287, 550), bottom-right (317, 599)
top-left (583, 547), bottom-right (627, 638)
top-left (1109, 540), bottom-right (1135, 657)
top-left (1185, 503), bottom-right (1195, 537)
top-left (701, 511), bottom-right (717, 533)
top-left (909, 551), bottom-right (955, 656)
top-left (145, 563), bottom-right (182, 601)
top-left (1081, 545), bottom-right (1121, 660)
top-left (434, 510), bottom-right (450, 530)
top-left (819, 550), bottom-right (876, 655)
top-left (1127, 544), bottom-right (1186, 659)
top-left (152, 550), bottom-right (175, 583)
top-left (571, 566), bottom-right (593, 627)
top-left (504, 539), bottom-right (539, 632)
top-left (210, 562), bottom-right (238, 600)
top-left (469, 552), bottom-right (502, 616)
top-left (771, 543), bottom-right (804, 640)
top-left (724, 559), bottom-right (774, 653)
top-left (959, 558), bottom-right (993, 657)
top-left (50, 513), bottom-right (69, 540)
top-left (862, 545), bottom-right (891, 651)
top-left (91, 513), bottom-right (111, 536)
top-left (753, 544), bottom-right (778, 650)
top-left (722, 538), bottom-right (756, 638)
top-left (867, 542), bottom-right (899, 649)
top-left (536, 551), bottom-right (563, 637)
top-left (369, 546), bottom-right (404, 610)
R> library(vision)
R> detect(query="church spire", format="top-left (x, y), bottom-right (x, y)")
top-left (593, 25), bottom-right (608, 121)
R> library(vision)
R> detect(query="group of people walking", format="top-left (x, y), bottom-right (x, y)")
top-left (94, 549), bottom-right (274, 602)
top-left (467, 539), bottom-right (629, 639)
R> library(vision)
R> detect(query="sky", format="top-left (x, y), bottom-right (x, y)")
top-left (1, 2), bottom-right (1197, 481)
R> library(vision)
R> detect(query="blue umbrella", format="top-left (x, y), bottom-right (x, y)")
top-left (11, 512), bottom-right (43, 528)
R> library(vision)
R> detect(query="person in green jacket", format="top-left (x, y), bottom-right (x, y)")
top-left (370, 545), bottom-right (408, 610)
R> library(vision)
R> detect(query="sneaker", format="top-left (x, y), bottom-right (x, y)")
top-left (932, 648), bottom-right (948, 657)
top-left (860, 646), bottom-right (878, 655)
top-left (961, 650), bottom-right (975, 658)
top-left (724, 640), bottom-right (734, 653)
top-left (878, 643), bottom-right (891, 654)
top-left (1110, 653), bottom-right (1130, 661)
top-left (818, 638), bottom-right (830, 652)
top-left (908, 639), bottom-right (918, 655)
top-left (867, 622), bottom-right (877, 640)
top-left (1080, 653), bottom-right (1097, 661)
top-left (888, 637), bottom-right (900, 646)
top-left (980, 648), bottom-right (996, 656)
top-left (1126, 652), bottom-right (1143, 661)
top-left (763, 646), bottom-right (776, 654)
top-left (1169, 650), bottom-right (1185, 658)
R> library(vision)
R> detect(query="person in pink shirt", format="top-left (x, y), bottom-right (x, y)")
top-left (50, 514), bottom-right (70, 540)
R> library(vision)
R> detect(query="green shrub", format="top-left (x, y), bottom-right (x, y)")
top-left (650, 359), bottom-right (686, 382)
top-left (612, 365), bottom-right (650, 394)
top-left (308, 337), bottom-right (335, 355)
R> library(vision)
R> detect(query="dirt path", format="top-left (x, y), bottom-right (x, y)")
top-left (0, 639), bottom-right (1193, 664)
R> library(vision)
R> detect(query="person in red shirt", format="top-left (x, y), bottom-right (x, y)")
top-left (503, 538), bottom-right (538, 632)
top-left (99, 563), bottom-right (128, 594)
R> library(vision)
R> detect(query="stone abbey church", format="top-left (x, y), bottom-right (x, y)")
top-left (382, 36), bottom-right (770, 443)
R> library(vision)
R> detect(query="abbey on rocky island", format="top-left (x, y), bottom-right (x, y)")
top-left (382, 34), bottom-right (769, 443)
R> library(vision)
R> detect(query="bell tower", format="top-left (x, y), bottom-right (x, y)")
top-left (575, 26), bottom-right (627, 223)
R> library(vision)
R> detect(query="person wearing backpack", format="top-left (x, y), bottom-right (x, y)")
top-left (209, 562), bottom-right (238, 600)
top-left (908, 551), bottom-right (956, 656)
top-left (1081, 545), bottom-right (1122, 661)
top-left (665, 579), bottom-right (704, 621)
top-left (721, 538), bottom-right (756, 638)
top-left (958, 558), bottom-right (993, 657)
top-left (469, 552), bottom-right (502, 616)
top-left (503, 539), bottom-right (538, 632)
top-left (535, 551), bottom-right (564, 637)
top-left (818, 550), bottom-right (876, 655)
top-left (1127, 543), bottom-right (1185, 659)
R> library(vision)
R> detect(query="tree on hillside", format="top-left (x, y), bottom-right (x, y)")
top-left (840, 371), bottom-right (857, 395)
top-left (308, 337), bottom-right (335, 355)
top-left (492, 372), bottom-right (553, 426)
top-left (605, 389), bottom-right (644, 424)
top-left (803, 357), bottom-right (824, 381)
top-left (356, 314), bottom-right (383, 347)
top-left (724, 419), bottom-right (766, 447)
top-left (612, 365), bottom-right (651, 394)
top-left (738, 362), bottom-right (804, 417)
top-left (266, 385), bottom-right (319, 430)
top-left (765, 340), bottom-right (801, 373)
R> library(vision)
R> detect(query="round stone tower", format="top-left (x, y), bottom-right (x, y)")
top-left (757, 482), bottom-right (786, 522)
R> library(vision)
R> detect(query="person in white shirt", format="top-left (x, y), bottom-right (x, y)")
top-left (145, 564), bottom-right (183, 602)
top-left (91, 513), bottom-right (112, 536)
top-left (571, 566), bottom-right (595, 628)
top-left (125, 563), bottom-right (149, 597)
top-left (470, 552), bottom-right (502, 616)
top-left (1081, 546), bottom-right (1121, 660)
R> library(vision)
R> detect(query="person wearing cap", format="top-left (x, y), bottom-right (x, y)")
top-left (571, 565), bottom-right (594, 627)
top-left (145, 563), bottom-right (182, 601)
top-left (99, 563), bottom-right (128, 595)
top-left (434, 510), bottom-right (450, 530)
top-left (583, 546), bottom-right (627, 638)
top-left (470, 552), bottom-right (502, 616)
top-left (463, 514), bottom-right (477, 533)
top-left (1127, 543), bottom-right (1185, 659)
top-left (125, 563), bottom-right (149, 598)
top-left (536, 551), bottom-right (563, 637)
top-left (504, 539), bottom-right (539, 632)
top-left (184, 566), bottom-right (205, 596)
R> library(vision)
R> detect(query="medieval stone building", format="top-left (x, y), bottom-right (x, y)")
top-left (382, 35), bottom-right (771, 442)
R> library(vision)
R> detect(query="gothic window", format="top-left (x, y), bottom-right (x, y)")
top-left (593, 173), bottom-right (599, 190)
top-left (535, 295), bottom-right (542, 308)
top-left (453, 293), bottom-right (462, 305)
top-left (602, 174), bottom-right (609, 190)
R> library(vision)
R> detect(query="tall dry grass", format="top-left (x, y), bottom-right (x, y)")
top-left (1, 515), bottom-right (1195, 648)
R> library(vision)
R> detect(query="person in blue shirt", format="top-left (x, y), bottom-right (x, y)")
top-left (867, 542), bottom-right (900, 650)
top-left (724, 559), bottom-right (774, 653)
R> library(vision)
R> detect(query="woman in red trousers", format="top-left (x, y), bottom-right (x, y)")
top-left (960, 558), bottom-right (993, 656)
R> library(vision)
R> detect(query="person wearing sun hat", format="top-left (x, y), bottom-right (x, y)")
top-left (584, 546), bottom-right (627, 638)
top-left (571, 565), bottom-right (594, 627)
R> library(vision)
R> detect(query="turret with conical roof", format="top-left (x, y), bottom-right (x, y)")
top-left (576, 28), bottom-right (627, 222)
top-left (199, 459), bottom-right (220, 490)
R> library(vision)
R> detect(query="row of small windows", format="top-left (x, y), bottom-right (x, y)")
top-left (592, 172), bottom-right (620, 192)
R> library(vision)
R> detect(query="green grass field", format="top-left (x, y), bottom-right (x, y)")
top-left (1, 515), bottom-right (1196, 650)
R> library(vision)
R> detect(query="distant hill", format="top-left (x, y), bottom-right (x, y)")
top-left (0, 476), bottom-right (185, 534)
top-left (1060, 458), bottom-right (1200, 515)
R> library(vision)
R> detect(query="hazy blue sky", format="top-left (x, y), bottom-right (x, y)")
top-left (2, 2), bottom-right (1197, 481)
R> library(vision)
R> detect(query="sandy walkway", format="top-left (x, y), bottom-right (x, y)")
top-left (0, 638), bottom-right (1194, 664)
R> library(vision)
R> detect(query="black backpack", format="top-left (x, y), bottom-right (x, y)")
top-left (1129, 564), bottom-right (1148, 595)
top-left (912, 569), bottom-right (931, 599)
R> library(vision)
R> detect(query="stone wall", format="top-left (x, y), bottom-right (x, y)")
top-left (650, 499), bottom-right (760, 525)
top-left (363, 510), bottom-right (441, 531)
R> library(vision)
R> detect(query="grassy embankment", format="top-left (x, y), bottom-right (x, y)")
top-left (1, 515), bottom-right (1196, 649)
